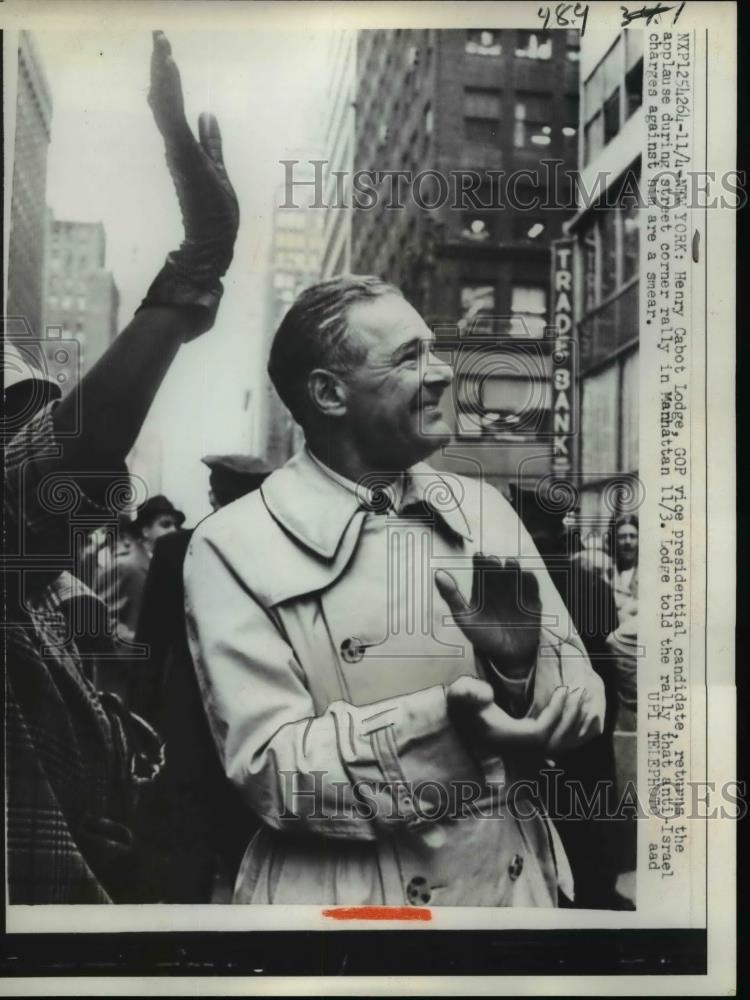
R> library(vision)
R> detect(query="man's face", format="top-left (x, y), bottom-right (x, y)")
top-left (616, 524), bottom-right (638, 566)
top-left (142, 514), bottom-right (179, 546)
top-left (339, 295), bottom-right (454, 470)
top-left (115, 534), bottom-right (134, 558)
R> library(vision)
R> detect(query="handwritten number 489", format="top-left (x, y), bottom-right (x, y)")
top-left (537, 3), bottom-right (589, 35)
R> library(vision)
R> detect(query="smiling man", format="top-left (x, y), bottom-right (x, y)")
top-left (185, 275), bottom-right (606, 907)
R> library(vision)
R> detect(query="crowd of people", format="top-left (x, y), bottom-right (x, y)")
top-left (4, 32), bottom-right (639, 910)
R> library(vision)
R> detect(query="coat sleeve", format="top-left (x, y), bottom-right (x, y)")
top-left (481, 484), bottom-right (606, 733)
top-left (184, 529), bottom-right (486, 841)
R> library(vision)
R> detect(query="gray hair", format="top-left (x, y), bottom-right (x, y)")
top-left (267, 274), bottom-right (402, 424)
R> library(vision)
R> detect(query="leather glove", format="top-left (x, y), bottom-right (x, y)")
top-left (140, 30), bottom-right (240, 339)
top-left (435, 555), bottom-right (541, 676)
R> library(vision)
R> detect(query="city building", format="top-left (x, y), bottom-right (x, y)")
top-left (320, 31), bottom-right (357, 279)
top-left (566, 28), bottom-right (643, 523)
top-left (43, 218), bottom-right (120, 388)
top-left (350, 27), bottom-right (581, 492)
top-left (7, 31), bottom-right (53, 339)
top-left (259, 158), bottom-right (325, 465)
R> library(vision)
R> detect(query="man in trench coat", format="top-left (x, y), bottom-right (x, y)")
top-left (185, 277), bottom-right (606, 907)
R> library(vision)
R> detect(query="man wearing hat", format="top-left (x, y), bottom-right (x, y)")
top-left (203, 454), bottom-right (275, 511)
top-left (130, 455), bottom-right (271, 902)
top-left (97, 495), bottom-right (185, 649)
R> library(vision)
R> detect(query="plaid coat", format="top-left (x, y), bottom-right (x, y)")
top-left (4, 407), bottom-right (161, 903)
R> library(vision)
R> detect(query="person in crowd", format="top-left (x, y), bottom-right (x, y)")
top-left (129, 453), bottom-right (272, 903)
top-left (609, 513), bottom-right (639, 624)
top-left (4, 339), bottom-right (62, 432)
top-left (4, 29), bottom-right (240, 903)
top-left (96, 495), bottom-right (184, 647)
top-left (605, 515), bottom-right (640, 884)
top-left (185, 275), bottom-right (606, 908)
top-left (552, 546), bottom-right (635, 909)
top-left (606, 611), bottom-right (638, 878)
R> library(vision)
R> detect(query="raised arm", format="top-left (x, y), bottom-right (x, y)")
top-left (52, 31), bottom-right (239, 474)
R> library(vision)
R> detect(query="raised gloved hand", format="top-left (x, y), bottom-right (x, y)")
top-left (435, 554), bottom-right (542, 679)
top-left (140, 30), bottom-right (240, 339)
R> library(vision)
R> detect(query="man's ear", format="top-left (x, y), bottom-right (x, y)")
top-left (307, 368), bottom-right (348, 418)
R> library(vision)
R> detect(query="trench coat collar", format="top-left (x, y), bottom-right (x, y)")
top-left (260, 448), bottom-right (472, 560)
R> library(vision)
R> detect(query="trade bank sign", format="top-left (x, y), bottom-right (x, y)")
top-left (549, 238), bottom-right (576, 478)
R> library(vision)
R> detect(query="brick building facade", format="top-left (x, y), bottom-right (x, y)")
top-left (7, 31), bottom-right (53, 339)
top-left (350, 27), bottom-right (581, 491)
top-left (43, 218), bottom-right (120, 390)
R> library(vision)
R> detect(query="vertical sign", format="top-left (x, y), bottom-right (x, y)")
top-left (549, 238), bottom-right (576, 478)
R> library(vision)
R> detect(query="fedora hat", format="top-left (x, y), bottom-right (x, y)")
top-left (201, 454), bottom-right (273, 507)
top-left (132, 494), bottom-right (185, 532)
top-left (200, 454), bottom-right (274, 477)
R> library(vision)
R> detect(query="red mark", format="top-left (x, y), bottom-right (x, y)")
top-left (322, 905), bottom-right (432, 921)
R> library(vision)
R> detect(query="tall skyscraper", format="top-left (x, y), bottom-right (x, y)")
top-left (259, 161), bottom-right (325, 465)
top-left (350, 28), bottom-right (581, 491)
top-left (43, 218), bottom-right (120, 388)
top-left (320, 31), bottom-right (357, 279)
top-left (7, 31), bottom-right (53, 338)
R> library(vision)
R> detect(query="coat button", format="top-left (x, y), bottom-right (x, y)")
top-left (508, 854), bottom-right (524, 881)
top-left (406, 876), bottom-right (432, 905)
top-left (340, 637), bottom-right (365, 663)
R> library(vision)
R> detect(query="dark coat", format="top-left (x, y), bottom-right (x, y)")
top-left (130, 528), bottom-right (257, 902)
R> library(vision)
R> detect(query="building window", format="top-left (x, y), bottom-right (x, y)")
top-left (465, 29), bottom-right (502, 57)
top-left (515, 31), bottom-right (552, 60)
top-left (565, 29), bottom-right (580, 62)
top-left (513, 215), bottom-right (546, 242)
top-left (621, 349), bottom-right (638, 471)
top-left (464, 88), bottom-right (502, 119)
top-left (424, 102), bottom-right (433, 135)
top-left (625, 57), bottom-right (643, 118)
top-left (581, 364), bottom-right (619, 476)
top-left (621, 200), bottom-right (640, 284)
top-left (599, 208), bottom-right (618, 300)
top-left (514, 97), bottom-right (552, 148)
top-left (583, 223), bottom-right (599, 314)
top-left (464, 88), bottom-right (502, 144)
top-left (461, 214), bottom-right (493, 241)
top-left (509, 285), bottom-right (547, 338)
top-left (478, 375), bottom-right (549, 438)
top-left (460, 284), bottom-right (495, 334)
top-left (465, 118), bottom-right (500, 143)
top-left (603, 88), bottom-right (620, 145)
top-left (584, 111), bottom-right (604, 162)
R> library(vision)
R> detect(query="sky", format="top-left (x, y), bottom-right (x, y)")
top-left (33, 26), bottom-right (331, 523)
